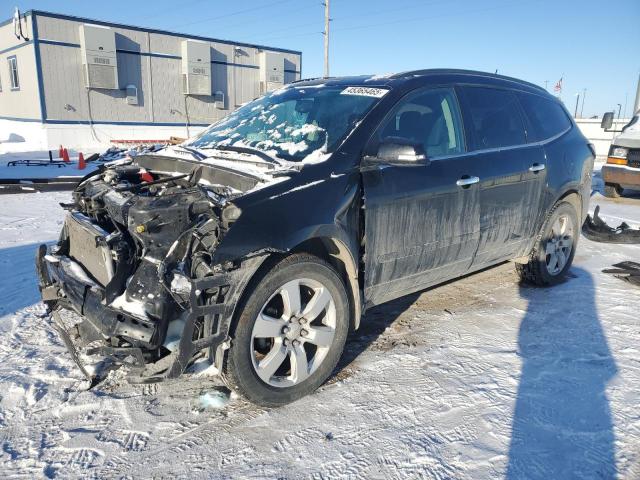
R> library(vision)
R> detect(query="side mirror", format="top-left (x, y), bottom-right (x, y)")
top-left (601, 111), bottom-right (614, 131)
top-left (365, 137), bottom-right (429, 168)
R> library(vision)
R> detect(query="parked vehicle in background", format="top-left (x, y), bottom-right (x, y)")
top-left (37, 70), bottom-right (595, 406)
top-left (601, 111), bottom-right (640, 197)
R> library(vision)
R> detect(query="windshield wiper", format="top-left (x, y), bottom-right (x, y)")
top-left (174, 145), bottom-right (207, 160)
top-left (207, 144), bottom-right (282, 167)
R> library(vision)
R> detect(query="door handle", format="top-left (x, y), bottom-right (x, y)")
top-left (529, 163), bottom-right (546, 172)
top-left (456, 175), bottom-right (480, 187)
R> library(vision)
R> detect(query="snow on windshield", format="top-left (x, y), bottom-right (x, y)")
top-left (188, 86), bottom-right (385, 163)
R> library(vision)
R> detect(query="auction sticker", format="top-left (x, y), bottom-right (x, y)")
top-left (340, 86), bottom-right (389, 98)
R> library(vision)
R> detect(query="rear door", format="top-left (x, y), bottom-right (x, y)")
top-left (361, 87), bottom-right (481, 307)
top-left (456, 86), bottom-right (547, 267)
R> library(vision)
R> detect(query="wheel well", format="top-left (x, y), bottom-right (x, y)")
top-left (291, 237), bottom-right (361, 330)
top-left (558, 190), bottom-right (582, 219)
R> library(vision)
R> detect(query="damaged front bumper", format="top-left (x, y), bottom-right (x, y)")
top-left (582, 205), bottom-right (640, 244)
top-left (36, 244), bottom-right (265, 385)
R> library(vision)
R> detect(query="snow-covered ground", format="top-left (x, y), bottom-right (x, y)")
top-left (0, 171), bottom-right (639, 479)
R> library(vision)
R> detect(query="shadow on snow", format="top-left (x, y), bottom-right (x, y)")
top-left (0, 242), bottom-right (47, 315)
top-left (507, 266), bottom-right (617, 479)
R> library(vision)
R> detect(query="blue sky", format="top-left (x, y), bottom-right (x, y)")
top-left (5, 0), bottom-right (639, 117)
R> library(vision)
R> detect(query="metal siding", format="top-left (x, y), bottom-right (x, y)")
top-left (40, 46), bottom-right (154, 123)
top-left (0, 19), bottom-right (41, 120)
top-left (12, 14), bottom-right (301, 126)
top-left (36, 15), bottom-right (149, 53)
top-left (26, 10), bottom-right (301, 55)
top-left (84, 51), bottom-right (151, 122)
top-left (150, 55), bottom-right (183, 124)
top-left (38, 42), bottom-right (87, 120)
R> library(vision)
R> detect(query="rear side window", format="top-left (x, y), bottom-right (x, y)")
top-left (459, 86), bottom-right (526, 150)
top-left (517, 92), bottom-right (571, 141)
top-left (376, 87), bottom-right (464, 157)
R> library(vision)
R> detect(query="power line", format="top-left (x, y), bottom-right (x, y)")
top-left (332, 0), bottom-right (541, 34)
top-left (233, 19), bottom-right (320, 41)
top-left (251, 0), bottom-right (544, 43)
top-left (143, 0), bottom-right (211, 21)
top-left (211, 3), bottom-right (315, 34)
top-left (174, 0), bottom-right (297, 28)
top-left (240, 0), bottom-right (455, 42)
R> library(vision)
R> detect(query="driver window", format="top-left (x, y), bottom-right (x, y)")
top-left (378, 88), bottom-right (464, 157)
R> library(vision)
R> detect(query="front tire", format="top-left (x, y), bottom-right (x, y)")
top-left (223, 253), bottom-right (350, 406)
top-left (604, 183), bottom-right (622, 198)
top-left (516, 201), bottom-right (578, 286)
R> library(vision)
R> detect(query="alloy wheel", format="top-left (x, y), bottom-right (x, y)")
top-left (250, 278), bottom-right (337, 387)
top-left (544, 214), bottom-right (574, 275)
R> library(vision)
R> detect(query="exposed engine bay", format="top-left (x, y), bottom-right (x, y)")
top-left (36, 156), bottom-right (268, 385)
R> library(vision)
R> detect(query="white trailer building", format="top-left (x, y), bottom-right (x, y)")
top-left (0, 10), bottom-right (302, 151)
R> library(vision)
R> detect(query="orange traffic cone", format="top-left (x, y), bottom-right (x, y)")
top-left (62, 148), bottom-right (70, 163)
top-left (78, 152), bottom-right (86, 170)
top-left (58, 145), bottom-right (64, 158)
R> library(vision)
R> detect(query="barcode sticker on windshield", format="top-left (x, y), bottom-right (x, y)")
top-left (340, 86), bottom-right (389, 98)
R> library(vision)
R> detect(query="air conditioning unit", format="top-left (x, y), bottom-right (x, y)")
top-left (79, 24), bottom-right (119, 90)
top-left (259, 51), bottom-right (285, 93)
top-left (182, 40), bottom-right (211, 96)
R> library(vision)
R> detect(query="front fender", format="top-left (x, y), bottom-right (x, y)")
top-left (212, 169), bottom-right (361, 266)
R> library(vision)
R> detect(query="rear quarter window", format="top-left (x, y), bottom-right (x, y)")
top-left (459, 86), bottom-right (527, 150)
top-left (517, 92), bottom-right (572, 142)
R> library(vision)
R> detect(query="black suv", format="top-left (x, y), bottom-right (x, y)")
top-left (37, 70), bottom-right (594, 406)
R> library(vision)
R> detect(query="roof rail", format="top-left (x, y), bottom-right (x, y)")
top-left (391, 69), bottom-right (547, 93)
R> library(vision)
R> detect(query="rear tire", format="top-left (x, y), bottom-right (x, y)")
top-left (516, 201), bottom-right (578, 286)
top-left (604, 183), bottom-right (622, 198)
top-left (223, 253), bottom-right (350, 406)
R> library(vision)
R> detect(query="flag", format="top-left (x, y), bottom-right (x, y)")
top-left (554, 77), bottom-right (563, 93)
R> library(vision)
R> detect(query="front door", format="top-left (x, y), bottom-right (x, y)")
top-left (361, 87), bottom-right (481, 307)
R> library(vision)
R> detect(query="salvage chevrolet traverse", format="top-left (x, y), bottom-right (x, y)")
top-left (37, 70), bottom-right (595, 406)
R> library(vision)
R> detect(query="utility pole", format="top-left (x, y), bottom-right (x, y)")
top-left (617, 103), bottom-right (622, 120)
top-left (580, 88), bottom-right (586, 118)
top-left (323, 0), bottom-right (330, 78)
top-left (633, 73), bottom-right (640, 115)
top-left (574, 93), bottom-right (580, 118)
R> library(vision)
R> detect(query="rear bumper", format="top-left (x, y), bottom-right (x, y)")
top-left (602, 164), bottom-right (640, 187)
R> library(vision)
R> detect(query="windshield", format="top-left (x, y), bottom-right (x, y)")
top-left (187, 86), bottom-right (388, 162)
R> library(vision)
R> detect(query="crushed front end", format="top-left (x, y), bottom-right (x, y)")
top-left (36, 158), bottom-right (264, 385)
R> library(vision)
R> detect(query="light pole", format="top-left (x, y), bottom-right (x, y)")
top-left (617, 103), bottom-right (622, 120)
top-left (574, 93), bottom-right (580, 118)
top-left (580, 88), bottom-right (586, 118)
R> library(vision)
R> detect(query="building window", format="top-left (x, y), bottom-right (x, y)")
top-left (8, 56), bottom-right (19, 90)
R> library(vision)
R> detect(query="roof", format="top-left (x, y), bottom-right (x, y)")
top-left (3, 9), bottom-right (301, 55)
top-left (292, 69), bottom-right (548, 96)
top-left (392, 69), bottom-right (548, 93)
